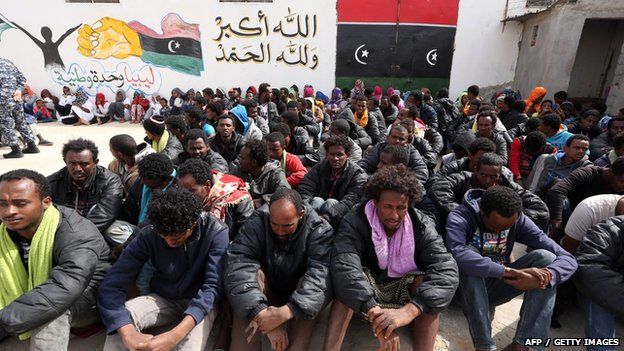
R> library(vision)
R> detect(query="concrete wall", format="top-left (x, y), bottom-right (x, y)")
top-left (568, 20), bottom-right (624, 99)
top-left (513, 0), bottom-right (624, 112)
top-left (0, 0), bottom-right (337, 98)
top-left (448, 0), bottom-right (523, 100)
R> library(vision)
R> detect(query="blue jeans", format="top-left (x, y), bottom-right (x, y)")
top-left (309, 197), bottom-right (339, 215)
top-left (459, 249), bottom-right (557, 351)
top-left (582, 296), bottom-right (616, 351)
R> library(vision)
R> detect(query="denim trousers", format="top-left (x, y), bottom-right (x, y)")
top-left (459, 249), bottom-right (557, 351)
top-left (103, 294), bottom-right (216, 351)
top-left (581, 295), bottom-right (617, 351)
top-left (309, 197), bottom-right (339, 215)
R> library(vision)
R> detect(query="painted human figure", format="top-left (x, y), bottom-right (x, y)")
top-left (11, 22), bottom-right (80, 69)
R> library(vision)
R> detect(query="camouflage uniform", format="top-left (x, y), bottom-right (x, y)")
top-left (0, 57), bottom-right (36, 147)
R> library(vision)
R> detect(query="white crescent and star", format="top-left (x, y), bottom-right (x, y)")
top-left (355, 44), bottom-right (369, 65)
top-left (168, 40), bottom-right (181, 53)
top-left (426, 49), bottom-right (438, 66)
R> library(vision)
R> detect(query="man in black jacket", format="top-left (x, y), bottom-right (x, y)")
top-left (575, 215), bottom-right (624, 344)
top-left (211, 114), bottom-right (244, 164)
top-left (278, 113), bottom-right (319, 167)
top-left (174, 128), bottom-right (229, 173)
top-left (546, 158), bottom-right (624, 241)
top-left (412, 91), bottom-right (438, 130)
top-left (178, 158), bottom-right (254, 240)
top-left (225, 189), bottom-right (334, 351)
top-left (475, 111), bottom-right (508, 163)
top-left (229, 139), bottom-right (290, 208)
top-left (430, 153), bottom-right (550, 229)
top-left (47, 138), bottom-right (123, 236)
top-left (329, 165), bottom-right (458, 351)
top-left (299, 135), bottom-right (368, 228)
top-left (358, 124), bottom-right (429, 184)
top-left (0, 169), bottom-right (110, 349)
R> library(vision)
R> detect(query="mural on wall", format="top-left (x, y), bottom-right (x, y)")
top-left (0, 12), bottom-right (80, 69)
top-left (213, 8), bottom-right (320, 69)
top-left (50, 61), bottom-right (163, 96)
top-left (77, 13), bottom-right (204, 76)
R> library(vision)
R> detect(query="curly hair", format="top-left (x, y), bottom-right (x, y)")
top-left (138, 153), bottom-right (174, 180)
top-left (0, 169), bottom-right (50, 199)
top-left (324, 134), bottom-right (352, 154)
top-left (178, 158), bottom-right (214, 185)
top-left (244, 139), bottom-right (269, 167)
top-left (364, 164), bottom-right (422, 205)
top-left (480, 186), bottom-right (523, 217)
top-left (62, 138), bottom-right (99, 160)
top-left (184, 128), bottom-right (208, 147)
top-left (147, 188), bottom-right (202, 236)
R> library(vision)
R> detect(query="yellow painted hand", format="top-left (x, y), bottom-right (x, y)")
top-left (77, 17), bottom-right (142, 59)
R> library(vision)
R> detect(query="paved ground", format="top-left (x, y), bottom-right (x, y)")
top-left (0, 123), bottom-right (621, 350)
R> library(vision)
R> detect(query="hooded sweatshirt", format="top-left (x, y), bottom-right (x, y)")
top-left (546, 125), bottom-right (574, 151)
top-left (445, 189), bottom-right (577, 283)
top-left (526, 151), bottom-right (592, 196)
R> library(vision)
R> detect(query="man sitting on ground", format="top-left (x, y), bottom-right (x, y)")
top-left (225, 189), bottom-right (334, 351)
top-left (266, 132), bottom-right (307, 189)
top-left (165, 115), bottom-right (187, 145)
top-left (526, 134), bottom-right (591, 197)
top-left (445, 186), bottom-right (577, 351)
top-left (178, 158), bottom-right (254, 240)
top-left (143, 115), bottom-right (184, 160)
top-left (594, 134), bottom-right (624, 167)
top-left (589, 116), bottom-right (624, 161)
top-left (299, 135), bottom-right (368, 228)
top-left (98, 189), bottom-right (228, 351)
top-left (358, 124), bottom-right (429, 184)
top-left (430, 153), bottom-right (550, 229)
top-left (0, 169), bottom-right (110, 349)
top-left (318, 119), bottom-right (363, 162)
top-left (508, 131), bottom-right (556, 186)
top-left (108, 134), bottom-right (154, 197)
top-left (474, 111), bottom-right (508, 163)
top-left (211, 114), bottom-right (244, 164)
top-left (174, 129), bottom-right (229, 173)
top-left (547, 157), bottom-right (624, 242)
top-left (330, 165), bottom-right (458, 351)
top-left (575, 216), bottom-right (624, 346)
top-left (539, 113), bottom-right (573, 151)
top-left (229, 139), bottom-right (290, 208)
top-left (48, 138), bottom-right (123, 235)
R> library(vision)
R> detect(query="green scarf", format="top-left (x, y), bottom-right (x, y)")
top-left (152, 129), bottom-right (170, 153)
top-left (0, 205), bottom-right (60, 340)
top-left (609, 149), bottom-right (619, 165)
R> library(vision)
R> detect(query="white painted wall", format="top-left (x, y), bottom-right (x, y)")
top-left (0, 0), bottom-right (337, 98)
top-left (448, 0), bottom-right (523, 100)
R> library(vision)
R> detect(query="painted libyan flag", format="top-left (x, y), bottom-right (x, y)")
top-left (0, 13), bottom-right (15, 41)
top-left (336, 23), bottom-right (456, 79)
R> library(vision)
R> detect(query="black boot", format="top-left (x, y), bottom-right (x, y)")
top-left (22, 142), bottom-right (40, 154)
top-left (3, 146), bottom-right (24, 158)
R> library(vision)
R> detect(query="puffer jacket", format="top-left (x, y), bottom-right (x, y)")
top-left (410, 136), bottom-right (437, 170)
top-left (425, 128), bottom-right (444, 155)
top-left (288, 127), bottom-right (320, 167)
top-left (225, 206), bottom-right (333, 321)
top-left (426, 157), bottom-right (515, 190)
top-left (358, 142), bottom-right (430, 184)
top-left (381, 104), bottom-right (399, 126)
top-left (0, 206), bottom-right (111, 335)
top-left (589, 132), bottom-right (612, 161)
top-left (174, 149), bottom-right (229, 173)
top-left (429, 171), bottom-right (550, 228)
top-left (477, 132), bottom-right (508, 163)
top-left (433, 97), bottom-right (459, 135)
top-left (575, 215), bottom-right (624, 318)
top-left (420, 103), bottom-right (438, 130)
top-left (299, 160), bottom-right (368, 227)
top-left (368, 107), bottom-right (387, 136)
top-left (331, 204), bottom-right (458, 314)
top-left (229, 161), bottom-right (291, 205)
top-left (48, 165), bottom-right (123, 234)
top-left (499, 110), bottom-right (528, 130)
top-left (336, 108), bottom-right (373, 149)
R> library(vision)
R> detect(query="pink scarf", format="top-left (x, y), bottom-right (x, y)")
top-left (365, 200), bottom-right (417, 278)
